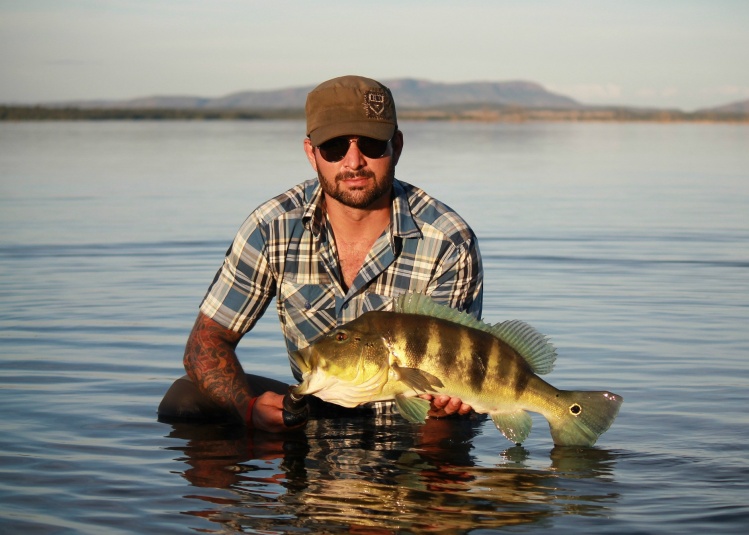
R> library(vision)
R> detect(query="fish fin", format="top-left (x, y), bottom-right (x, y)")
top-left (547, 391), bottom-right (623, 446)
top-left (395, 293), bottom-right (557, 375)
top-left (490, 320), bottom-right (557, 375)
top-left (396, 292), bottom-right (495, 332)
top-left (395, 394), bottom-right (430, 424)
top-left (491, 410), bottom-right (533, 445)
top-left (392, 363), bottom-right (444, 391)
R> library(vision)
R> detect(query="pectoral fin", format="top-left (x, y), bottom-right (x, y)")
top-left (395, 394), bottom-right (430, 424)
top-left (491, 410), bottom-right (533, 445)
top-left (392, 363), bottom-right (444, 392)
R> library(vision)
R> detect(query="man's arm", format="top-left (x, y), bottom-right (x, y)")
top-left (183, 312), bottom-right (298, 432)
top-left (183, 312), bottom-right (248, 418)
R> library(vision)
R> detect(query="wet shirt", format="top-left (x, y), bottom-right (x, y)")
top-left (200, 178), bottom-right (483, 380)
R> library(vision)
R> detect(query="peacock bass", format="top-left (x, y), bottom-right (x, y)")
top-left (290, 294), bottom-right (623, 447)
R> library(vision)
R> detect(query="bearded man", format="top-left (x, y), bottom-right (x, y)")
top-left (159, 75), bottom-right (483, 431)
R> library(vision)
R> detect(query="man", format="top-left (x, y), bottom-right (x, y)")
top-left (158, 75), bottom-right (483, 432)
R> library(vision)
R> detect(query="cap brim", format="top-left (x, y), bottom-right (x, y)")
top-left (309, 121), bottom-right (396, 146)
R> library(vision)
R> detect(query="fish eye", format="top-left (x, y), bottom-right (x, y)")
top-left (335, 332), bottom-right (348, 341)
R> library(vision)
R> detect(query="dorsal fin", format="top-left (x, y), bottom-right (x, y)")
top-left (490, 319), bottom-right (556, 375)
top-left (395, 293), bottom-right (496, 333)
top-left (395, 293), bottom-right (557, 375)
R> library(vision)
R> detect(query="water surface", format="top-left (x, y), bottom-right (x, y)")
top-left (1, 121), bottom-right (748, 533)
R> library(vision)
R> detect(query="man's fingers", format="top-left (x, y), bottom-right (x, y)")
top-left (419, 394), bottom-right (473, 417)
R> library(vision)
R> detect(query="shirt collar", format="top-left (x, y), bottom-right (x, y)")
top-left (302, 180), bottom-right (325, 236)
top-left (391, 179), bottom-right (422, 239)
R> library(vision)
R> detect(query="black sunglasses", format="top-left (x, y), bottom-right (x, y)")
top-left (317, 135), bottom-right (391, 163)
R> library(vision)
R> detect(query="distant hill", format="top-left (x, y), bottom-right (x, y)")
top-left (696, 99), bottom-right (749, 114)
top-left (4, 79), bottom-right (748, 122)
top-left (46, 79), bottom-right (581, 111)
top-left (383, 79), bottom-right (580, 109)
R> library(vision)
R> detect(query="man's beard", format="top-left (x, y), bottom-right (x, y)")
top-left (318, 162), bottom-right (395, 209)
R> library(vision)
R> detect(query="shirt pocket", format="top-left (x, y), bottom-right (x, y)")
top-left (360, 291), bottom-right (396, 314)
top-left (278, 280), bottom-right (337, 351)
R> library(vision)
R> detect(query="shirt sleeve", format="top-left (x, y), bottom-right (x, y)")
top-left (428, 234), bottom-right (484, 319)
top-left (200, 213), bottom-right (277, 334)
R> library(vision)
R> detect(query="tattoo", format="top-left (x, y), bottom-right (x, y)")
top-left (183, 314), bottom-right (250, 419)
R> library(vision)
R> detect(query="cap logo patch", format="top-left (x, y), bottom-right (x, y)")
top-left (363, 89), bottom-right (389, 119)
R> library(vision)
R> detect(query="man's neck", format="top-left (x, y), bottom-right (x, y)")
top-left (323, 193), bottom-right (392, 291)
top-left (322, 192), bottom-right (391, 240)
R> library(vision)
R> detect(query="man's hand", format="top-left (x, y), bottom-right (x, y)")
top-left (419, 394), bottom-right (472, 418)
top-left (249, 391), bottom-right (307, 433)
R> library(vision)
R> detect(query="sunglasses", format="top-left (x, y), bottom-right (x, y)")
top-left (317, 135), bottom-right (391, 163)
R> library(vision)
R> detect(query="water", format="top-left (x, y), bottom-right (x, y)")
top-left (1, 120), bottom-right (748, 534)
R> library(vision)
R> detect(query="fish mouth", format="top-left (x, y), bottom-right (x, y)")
top-left (290, 347), bottom-right (312, 373)
top-left (290, 347), bottom-right (315, 397)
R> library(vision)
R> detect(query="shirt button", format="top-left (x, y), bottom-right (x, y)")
top-left (304, 301), bottom-right (311, 310)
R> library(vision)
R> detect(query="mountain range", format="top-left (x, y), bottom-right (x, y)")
top-left (52, 79), bottom-right (583, 111)
top-left (6, 79), bottom-right (748, 121)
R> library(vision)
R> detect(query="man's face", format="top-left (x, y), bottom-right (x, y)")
top-left (304, 132), bottom-right (403, 210)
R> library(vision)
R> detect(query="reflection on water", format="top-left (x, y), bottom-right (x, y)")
top-left (166, 416), bottom-right (619, 533)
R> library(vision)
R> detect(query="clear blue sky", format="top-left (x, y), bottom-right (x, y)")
top-left (1, 0), bottom-right (748, 110)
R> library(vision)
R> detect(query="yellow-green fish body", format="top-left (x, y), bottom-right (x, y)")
top-left (291, 294), bottom-right (623, 447)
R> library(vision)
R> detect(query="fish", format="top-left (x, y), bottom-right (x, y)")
top-left (290, 293), bottom-right (623, 447)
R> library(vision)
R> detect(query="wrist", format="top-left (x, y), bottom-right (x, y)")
top-left (245, 396), bottom-right (258, 428)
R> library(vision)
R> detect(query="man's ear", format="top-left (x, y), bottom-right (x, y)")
top-left (303, 138), bottom-right (318, 171)
top-left (391, 130), bottom-right (404, 166)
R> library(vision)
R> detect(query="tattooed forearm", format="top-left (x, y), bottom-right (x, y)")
top-left (183, 313), bottom-right (251, 419)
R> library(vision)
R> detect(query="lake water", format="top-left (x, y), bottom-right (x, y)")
top-left (1, 120), bottom-right (748, 534)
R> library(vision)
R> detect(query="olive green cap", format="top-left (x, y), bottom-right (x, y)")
top-left (305, 75), bottom-right (397, 146)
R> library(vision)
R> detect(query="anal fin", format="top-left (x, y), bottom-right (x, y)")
top-left (491, 410), bottom-right (533, 445)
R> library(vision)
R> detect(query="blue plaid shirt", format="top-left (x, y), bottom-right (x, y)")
top-left (200, 178), bottom-right (483, 380)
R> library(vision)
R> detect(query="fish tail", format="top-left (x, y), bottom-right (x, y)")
top-left (547, 391), bottom-right (623, 446)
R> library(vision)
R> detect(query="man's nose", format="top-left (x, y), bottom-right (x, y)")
top-left (341, 139), bottom-right (366, 168)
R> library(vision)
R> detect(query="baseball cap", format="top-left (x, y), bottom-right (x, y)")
top-left (305, 75), bottom-right (398, 146)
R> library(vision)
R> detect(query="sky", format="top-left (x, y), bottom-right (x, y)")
top-left (1, 0), bottom-right (748, 111)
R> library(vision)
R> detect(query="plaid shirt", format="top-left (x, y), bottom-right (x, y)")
top-left (200, 178), bottom-right (483, 380)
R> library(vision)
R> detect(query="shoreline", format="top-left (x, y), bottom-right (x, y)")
top-left (1, 105), bottom-right (748, 123)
